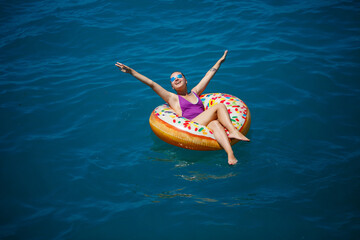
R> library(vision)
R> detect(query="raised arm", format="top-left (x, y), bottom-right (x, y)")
top-left (192, 50), bottom-right (228, 96)
top-left (115, 62), bottom-right (176, 104)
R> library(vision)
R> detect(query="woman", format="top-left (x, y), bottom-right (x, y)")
top-left (115, 50), bottom-right (249, 165)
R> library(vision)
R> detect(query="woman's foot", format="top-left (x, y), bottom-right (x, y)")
top-left (228, 131), bottom-right (250, 142)
top-left (228, 155), bottom-right (238, 165)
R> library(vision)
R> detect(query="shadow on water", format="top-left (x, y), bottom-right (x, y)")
top-left (147, 131), bottom-right (253, 179)
top-left (142, 186), bottom-right (258, 208)
top-left (149, 132), bottom-right (230, 166)
top-left (148, 129), bottom-right (253, 166)
top-left (143, 131), bottom-right (260, 207)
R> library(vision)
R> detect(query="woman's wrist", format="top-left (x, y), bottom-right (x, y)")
top-left (128, 68), bottom-right (136, 75)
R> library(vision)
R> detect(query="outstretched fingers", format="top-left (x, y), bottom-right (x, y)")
top-left (115, 62), bottom-right (130, 73)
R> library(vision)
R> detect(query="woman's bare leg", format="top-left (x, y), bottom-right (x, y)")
top-left (208, 120), bottom-right (237, 165)
top-left (192, 104), bottom-right (250, 141)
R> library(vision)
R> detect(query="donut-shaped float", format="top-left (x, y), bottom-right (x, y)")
top-left (149, 93), bottom-right (251, 151)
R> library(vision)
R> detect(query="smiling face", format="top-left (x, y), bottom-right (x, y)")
top-left (170, 72), bottom-right (187, 91)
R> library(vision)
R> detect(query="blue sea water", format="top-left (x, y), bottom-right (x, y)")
top-left (1, 0), bottom-right (360, 239)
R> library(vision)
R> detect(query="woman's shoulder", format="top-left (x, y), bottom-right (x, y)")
top-left (191, 89), bottom-right (200, 97)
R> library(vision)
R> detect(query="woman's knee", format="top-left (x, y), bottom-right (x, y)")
top-left (215, 103), bottom-right (227, 111)
top-left (208, 120), bottom-right (221, 129)
top-left (220, 103), bottom-right (227, 110)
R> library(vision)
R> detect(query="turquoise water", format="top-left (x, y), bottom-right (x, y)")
top-left (1, 0), bottom-right (360, 239)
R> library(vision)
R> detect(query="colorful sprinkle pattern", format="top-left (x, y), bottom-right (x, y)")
top-left (153, 93), bottom-right (249, 140)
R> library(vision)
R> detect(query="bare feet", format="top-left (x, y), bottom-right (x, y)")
top-left (228, 156), bottom-right (238, 165)
top-left (228, 131), bottom-right (250, 142)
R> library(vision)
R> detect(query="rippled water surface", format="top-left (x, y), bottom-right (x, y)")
top-left (1, 0), bottom-right (360, 239)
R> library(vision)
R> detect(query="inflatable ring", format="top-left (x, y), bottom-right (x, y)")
top-left (149, 93), bottom-right (251, 151)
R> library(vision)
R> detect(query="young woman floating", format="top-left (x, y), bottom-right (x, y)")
top-left (115, 50), bottom-right (249, 165)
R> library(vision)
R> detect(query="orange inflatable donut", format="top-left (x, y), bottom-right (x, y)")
top-left (149, 93), bottom-right (251, 151)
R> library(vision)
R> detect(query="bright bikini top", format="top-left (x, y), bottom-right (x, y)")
top-left (178, 91), bottom-right (205, 120)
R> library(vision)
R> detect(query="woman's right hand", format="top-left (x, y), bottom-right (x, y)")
top-left (115, 62), bottom-right (132, 73)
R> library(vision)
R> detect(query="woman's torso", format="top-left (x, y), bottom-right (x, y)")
top-left (177, 91), bottom-right (204, 120)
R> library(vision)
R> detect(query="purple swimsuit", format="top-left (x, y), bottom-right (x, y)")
top-left (178, 92), bottom-right (205, 120)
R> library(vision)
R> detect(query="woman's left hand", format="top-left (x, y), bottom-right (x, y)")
top-left (219, 50), bottom-right (228, 63)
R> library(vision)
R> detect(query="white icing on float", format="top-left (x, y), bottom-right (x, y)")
top-left (149, 93), bottom-right (251, 151)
